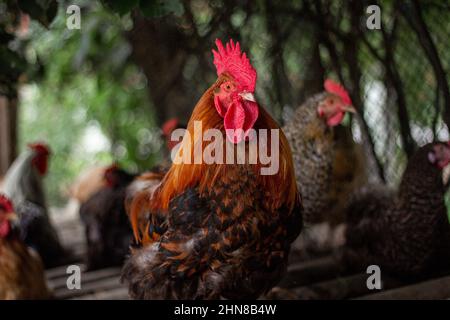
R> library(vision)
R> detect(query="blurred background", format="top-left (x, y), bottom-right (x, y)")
top-left (0, 0), bottom-right (449, 207)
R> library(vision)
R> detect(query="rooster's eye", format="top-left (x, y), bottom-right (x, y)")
top-left (222, 82), bottom-right (234, 92)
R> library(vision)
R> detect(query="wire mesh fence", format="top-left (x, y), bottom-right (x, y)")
top-left (275, 0), bottom-right (450, 186)
top-left (360, 3), bottom-right (448, 185)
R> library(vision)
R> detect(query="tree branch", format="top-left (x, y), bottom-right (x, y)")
top-left (380, 15), bottom-right (415, 157)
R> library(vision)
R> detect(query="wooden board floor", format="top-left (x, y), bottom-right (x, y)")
top-left (46, 211), bottom-right (450, 300)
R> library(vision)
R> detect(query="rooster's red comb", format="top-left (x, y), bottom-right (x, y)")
top-left (324, 79), bottom-right (352, 106)
top-left (0, 194), bottom-right (14, 213)
top-left (28, 142), bottom-right (51, 155)
top-left (212, 39), bottom-right (257, 92)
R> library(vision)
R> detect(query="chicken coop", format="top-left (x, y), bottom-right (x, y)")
top-left (1, 0), bottom-right (450, 304)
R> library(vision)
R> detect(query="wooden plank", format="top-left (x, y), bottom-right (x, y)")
top-left (48, 267), bottom-right (122, 290)
top-left (69, 244), bottom-right (86, 260)
top-left (53, 276), bottom-right (125, 300)
top-left (356, 275), bottom-right (450, 300)
top-left (293, 273), bottom-right (403, 300)
top-left (277, 256), bottom-right (347, 288)
top-left (73, 287), bottom-right (129, 300)
top-left (0, 96), bottom-right (17, 176)
top-left (46, 264), bottom-right (86, 280)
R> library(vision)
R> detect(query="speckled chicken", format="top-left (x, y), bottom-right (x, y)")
top-left (79, 165), bottom-right (136, 270)
top-left (283, 81), bottom-right (367, 260)
top-left (283, 80), bottom-right (361, 225)
top-left (344, 142), bottom-right (450, 278)
top-left (0, 194), bottom-right (51, 300)
top-left (121, 39), bottom-right (302, 299)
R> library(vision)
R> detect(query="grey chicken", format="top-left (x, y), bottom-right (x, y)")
top-left (1, 143), bottom-right (67, 267)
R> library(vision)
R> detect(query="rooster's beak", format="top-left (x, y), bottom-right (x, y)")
top-left (239, 92), bottom-right (256, 103)
top-left (342, 105), bottom-right (357, 113)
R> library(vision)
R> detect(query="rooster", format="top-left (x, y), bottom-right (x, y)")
top-left (122, 39), bottom-right (302, 299)
top-left (0, 194), bottom-right (51, 300)
top-left (344, 142), bottom-right (450, 278)
top-left (1, 143), bottom-right (67, 267)
top-left (79, 164), bottom-right (136, 270)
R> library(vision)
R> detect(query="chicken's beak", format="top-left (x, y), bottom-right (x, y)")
top-left (6, 212), bottom-right (19, 227)
top-left (342, 105), bottom-right (357, 113)
top-left (239, 92), bottom-right (256, 103)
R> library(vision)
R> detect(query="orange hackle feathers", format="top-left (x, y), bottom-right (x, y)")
top-left (127, 171), bottom-right (165, 243)
top-left (129, 188), bottom-right (151, 243)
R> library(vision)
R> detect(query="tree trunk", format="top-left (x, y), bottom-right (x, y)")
top-left (126, 12), bottom-right (211, 126)
top-left (0, 95), bottom-right (17, 177)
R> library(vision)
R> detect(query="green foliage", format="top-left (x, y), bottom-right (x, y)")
top-left (18, 1), bottom-right (162, 205)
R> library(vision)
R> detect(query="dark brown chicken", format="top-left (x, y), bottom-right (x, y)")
top-left (122, 39), bottom-right (302, 299)
top-left (0, 194), bottom-right (51, 300)
top-left (344, 142), bottom-right (450, 278)
top-left (79, 165), bottom-right (136, 270)
top-left (69, 165), bottom-right (110, 205)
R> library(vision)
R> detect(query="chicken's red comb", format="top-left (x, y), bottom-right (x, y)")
top-left (0, 194), bottom-right (14, 213)
top-left (28, 142), bottom-right (51, 155)
top-left (162, 118), bottom-right (179, 136)
top-left (105, 164), bottom-right (119, 176)
top-left (324, 79), bottom-right (352, 106)
top-left (212, 39), bottom-right (257, 92)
